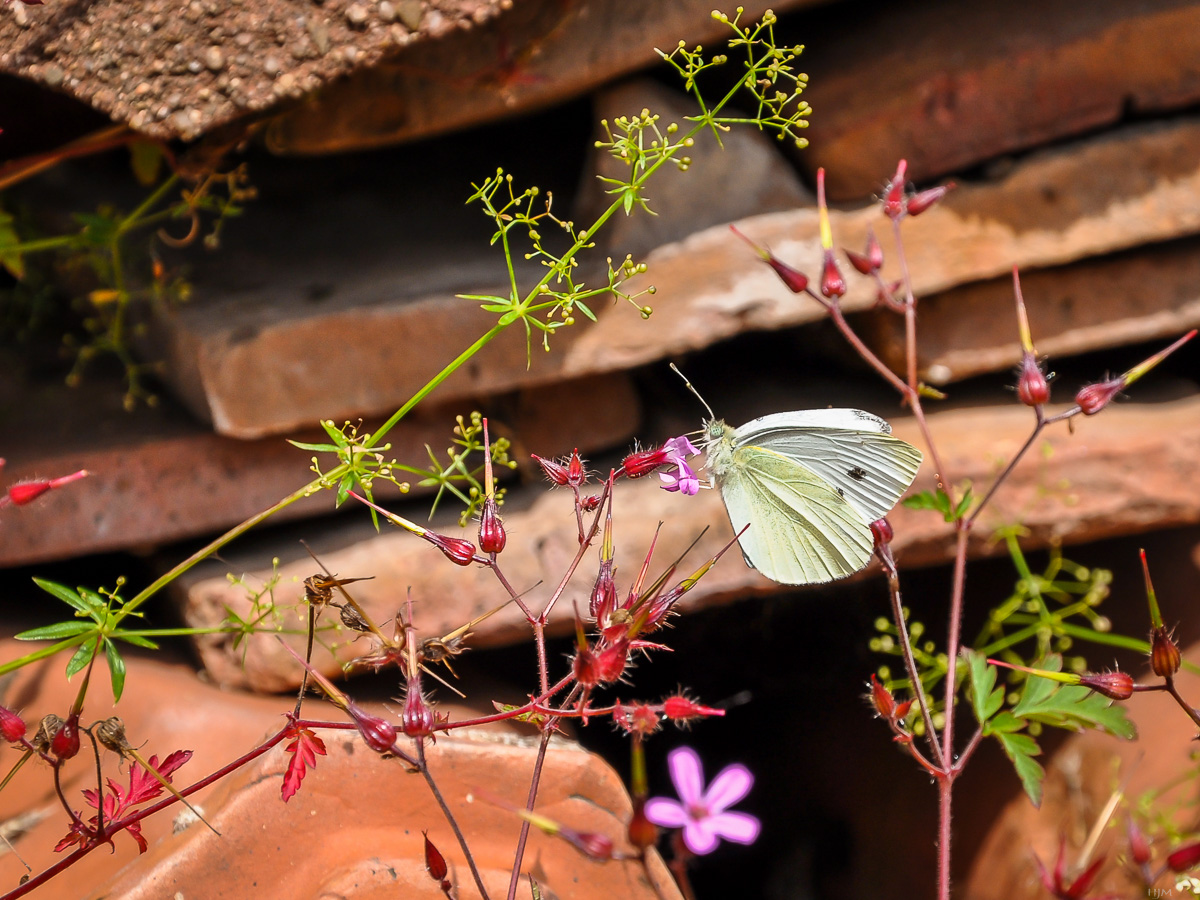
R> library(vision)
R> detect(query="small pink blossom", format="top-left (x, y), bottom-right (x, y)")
top-left (644, 746), bottom-right (760, 855)
top-left (657, 436), bottom-right (700, 496)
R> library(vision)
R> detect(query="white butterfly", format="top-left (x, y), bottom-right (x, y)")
top-left (703, 409), bottom-right (923, 585)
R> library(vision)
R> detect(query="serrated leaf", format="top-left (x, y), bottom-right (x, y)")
top-left (15, 621), bottom-right (94, 641)
top-left (33, 578), bottom-right (94, 615)
top-left (902, 489), bottom-right (950, 515)
top-left (1013, 681), bottom-right (1136, 739)
top-left (104, 639), bottom-right (127, 701)
top-left (992, 728), bottom-right (1045, 807)
top-left (0, 207), bottom-right (25, 279)
top-left (964, 649), bottom-right (1003, 725)
top-left (65, 638), bottom-right (97, 678)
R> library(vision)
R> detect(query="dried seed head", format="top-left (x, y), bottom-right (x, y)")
top-left (1150, 626), bottom-right (1182, 678)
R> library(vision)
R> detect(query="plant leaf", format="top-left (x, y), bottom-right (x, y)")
top-left (964, 649), bottom-right (1004, 725)
top-left (0, 207), bottom-right (24, 279)
top-left (33, 578), bottom-right (96, 615)
top-left (104, 638), bottom-right (127, 701)
top-left (288, 440), bottom-right (339, 453)
top-left (991, 725), bottom-right (1045, 807)
top-left (15, 621), bottom-right (94, 641)
top-left (1013, 680), bottom-right (1136, 739)
top-left (115, 632), bottom-right (160, 650)
top-left (65, 638), bottom-right (97, 678)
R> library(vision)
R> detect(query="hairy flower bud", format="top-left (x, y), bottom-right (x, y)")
top-left (621, 446), bottom-right (671, 478)
top-left (2, 470), bottom-right (89, 508)
top-left (1016, 353), bottom-right (1050, 406)
top-left (401, 686), bottom-right (436, 738)
top-left (0, 705), bottom-right (26, 743)
top-left (1075, 379), bottom-right (1122, 416)
top-left (1079, 670), bottom-right (1133, 701)
top-left (478, 497), bottom-right (507, 554)
top-left (663, 694), bottom-right (723, 724)
top-left (579, 494), bottom-right (602, 512)
top-left (596, 642), bottom-right (629, 683)
top-left (352, 706), bottom-right (398, 753)
top-left (566, 449), bottom-right (586, 487)
top-left (906, 184), bottom-right (954, 217)
top-left (883, 161), bottom-right (908, 219)
top-left (868, 674), bottom-right (897, 719)
top-left (572, 645), bottom-right (600, 688)
top-left (1150, 626), bottom-right (1182, 678)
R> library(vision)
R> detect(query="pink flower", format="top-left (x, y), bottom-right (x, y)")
top-left (657, 436), bottom-right (700, 496)
top-left (644, 746), bottom-right (760, 855)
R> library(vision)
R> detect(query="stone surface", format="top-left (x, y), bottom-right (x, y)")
top-left (574, 78), bottom-right (813, 259)
top-left (151, 117), bottom-right (1200, 439)
top-left (0, 637), bottom-right (677, 900)
top-left (860, 236), bottom-right (1200, 385)
top-left (963, 638), bottom-right (1200, 900)
top-left (173, 392), bottom-right (1200, 691)
top-left (0, 371), bottom-right (637, 567)
top-left (797, 0), bottom-right (1200, 200)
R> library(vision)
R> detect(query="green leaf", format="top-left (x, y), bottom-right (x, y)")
top-left (115, 632), bottom-right (159, 650)
top-left (1012, 680), bottom-right (1136, 739)
top-left (991, 726), bottom-right (1045, 807)
top-left (65, 638), bottom-right (97, 678)
top-left (288, 440), bottom-right (339, 453)
top-left (902, 489), bottom-right (950, 516)
top-left (574, 301), bottom-right (596, 322)
top-left (623, 190), bottom-right (635, 215)
top-left (33, 578), bottom-right (97, 615)
top-left (954, 487), bottom-right (974, 520)
top-left (319, 420), bottom-right (349, 447)
top-left (73, 211), bottom-right (120, 247)
top-left (964, 649), bottom-right (1004, 725)
top-left (0, 207), bottom-right (24, 279)
top-left (104, 638), bottom-right (127, 701)
top-left (15, 621), bottom-right (94, 641)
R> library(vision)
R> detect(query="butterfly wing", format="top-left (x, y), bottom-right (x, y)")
top-left (716, 443), bottom-right (874, 585)
top-left (732, 410), bottom-right (923, 522)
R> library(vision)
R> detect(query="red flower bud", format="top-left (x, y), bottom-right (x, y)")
top-left (478, 497), bottom-right (507, 554)
top-left (870, 518), bottom-right (894, 547)
top-left (766, 255), bottom-right (810, 293)
top-left (423, 831), bottom-right (449, 883)
top-left (1150, 626), bottom-right (1181, 678)
top-left (820, 250), bottom-right (846, 299)
top-left (844, 248), bottom-right (874, 276)
top-left (1168, 841), bottom-right (1200, 873)
top-left (590, 563), bottom-right (617, 621)
top-left (1075, 378), bottom-right (1122, 415)
top-left (425, 532), bottom-right (478, 566)
top-left (1016, 353), bottom-right (1050, 406)
top-left (401, 687), bottom-right (436, 738)
top-left (566, 449), bottom-right (586, 487)
top-left (613, 702), bottom-right (661, 737)
top-left (2, 470), bottom-right (89, 508)
top-left (906, 183), bottom-right (954, 217)
top-left (596, 642), bottom-right (629, 683)
top-left (579, 494), bottom-right (602, 512)
top-left (621, 446), bottom-right (670, 478)
top-left (866, 228), bottom-right (884, 271)
top-left (662, 694), bottom-right (723, 724)
top-left (883, 161), bottom-right (908, 219)
top-left (868, 674), bottom-right (896, 718)
top-left (0, 706), bottom-right (26, 743)
top-left (573, 645), bottom-right (600, 688)
top-left (1079, 670), bottom-right (1133, 700)
top-left (51, 715), bottom-right (81, 760)
top-left (573, 831), bottom-right (615, 860)
top-left (351, 706), bottom-right (398, 753)
top-left (531, 454), bottom-right (570, 485)
top-left (1128, 820), bottom-right (1152, 866)
top-left (628, 798), bottom-right (658, 851)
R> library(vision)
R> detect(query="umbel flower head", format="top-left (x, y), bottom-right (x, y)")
top-left (644, 746), bottom-right (760, 855)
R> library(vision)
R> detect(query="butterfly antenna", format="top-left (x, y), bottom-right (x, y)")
top-left (669, 363), bottom-right (715, 420)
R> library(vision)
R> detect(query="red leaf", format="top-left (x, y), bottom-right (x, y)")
top-left (282, 726), bottom-right (326, 802)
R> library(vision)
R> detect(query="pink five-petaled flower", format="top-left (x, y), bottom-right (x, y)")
top-left (281, 723), bottom-right (327, 802)
top-left (55, 750), bottom-right (193, 854)
top-left (656, 436), bottom-right (701, 496)
top-left (644, 746), bottom-right (760, 855)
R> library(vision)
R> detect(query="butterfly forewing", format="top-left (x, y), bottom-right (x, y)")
top-left (732, 410), bottom-right (922, 522)
top-left (717, 444), bottom-right (875, 585)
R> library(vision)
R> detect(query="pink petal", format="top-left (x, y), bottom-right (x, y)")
top-left (682, 818), bottom-right (721, 855)
top-left (643, 798), bottom-right (688, 829)
top-left (667, 746), bottom-right (705, 806)
top-left (704, 763), bottom-right (754, 812)
top-left (709, 811), bottom-right (760, 845)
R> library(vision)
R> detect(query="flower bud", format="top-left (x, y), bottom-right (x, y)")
top-left (621, 446), bottom-right (670, 478)
top-left (596, 642), bottom-right (629, 683)
top-left (424, 532), bottom-right (478, 566)
top-left (401, 686), bottom-right (436, 738)
top-left (50, 714), bottom-right (81, 760)
top-left (1079, 670), bottom-right (1133, 700)
top-left (820, 250), bottom-right (846, 299)
top-left (662, 694), bottom-right (723, 724)
top-left (0, 705), bottom-right (26, 743)
top-left (1150, 626), bottom-right (1181, 678)
top-left (590, 563), bottom-right (617, 622)
top-left (870, 518), bottom-right (894, 546)
top-left (574, 831), bottom-right (615, 860)
top-left (566, 449), bottom-right (586, 487)
top-left (1168, 841), bottom-right (1200, 873)
top-left (423, 831), bottom-right (450, 884)
top-left (866, 228), bottom-right (884, 271)
top-left (883, 161), bottom-right (908, 220)
top-left (579, 494), bottom-right (602, 512)
top-left (531, 454), bottom-right (570, 485)
top-left (572, 645), bottom-right (600, 689)
top-left (906, 184), bottom-right (954, 217)
top-left (1075, 378), bottom-right (1122, 416)
top-left (845, 248), bottom-right (874, 276)
top-left (730, 225), bottom-right (809, 292)
top-left (478, 497), bottom-right (507, 554)
top-left (613, 702), bottom-right (661, 737)
top-left (1128, 819), bottom-right (1152, 866)
top-left (1016, 353), bottom-right (1050, 406)
top-left (351, 706), bottom-right (398, 753)
top-left (628, 798), bottom-right (658, 851)
top-left (868, 674), bottom-right (896, 718)
top-left (2, 470), bottom-right (89, 508)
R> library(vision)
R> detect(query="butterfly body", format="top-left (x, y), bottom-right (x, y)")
top-left (702, 409), bottom-right (922, 585)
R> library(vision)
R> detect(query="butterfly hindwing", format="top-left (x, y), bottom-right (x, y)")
top-left (716, 443), bottom-right (874, 585)
top-left (732, 410), bottom-right (923, 523)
